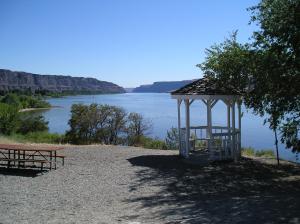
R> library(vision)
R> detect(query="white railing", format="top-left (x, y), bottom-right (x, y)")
top-left (180, 126), bottom-right (240, 161)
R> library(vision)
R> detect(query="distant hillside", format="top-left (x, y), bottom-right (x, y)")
top-left (133, 80), bottom-right (195, 93)
top-left (0, 69), bottom-right (125, 94)
top-left (124, 88), bottom-right (134, 93)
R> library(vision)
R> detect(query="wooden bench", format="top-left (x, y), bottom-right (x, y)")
top-left (1, 151), bottom-right (65, 166)
top-left (55, 155), bottom-right (65, 166)
top-left (0, 144), bottom-right (65, 171)
top-left (0, 158), bottom-right (49, 170)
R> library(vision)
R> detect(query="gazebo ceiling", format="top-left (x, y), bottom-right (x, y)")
top-left (171, 77), bottom-right (241, 96)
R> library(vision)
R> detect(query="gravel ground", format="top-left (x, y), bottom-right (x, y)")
top-left (1, 145), bottom-right (300, 224)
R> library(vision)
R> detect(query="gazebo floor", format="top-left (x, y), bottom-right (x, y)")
top-left (183, 149), bottom-right (235, 166)
top-left (183, 150), bottom-right (210, 166)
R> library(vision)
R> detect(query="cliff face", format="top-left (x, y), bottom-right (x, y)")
top-left (133, 80), bottom-right (195, 93)
top-left (0, 69), bottom-right (125, 94)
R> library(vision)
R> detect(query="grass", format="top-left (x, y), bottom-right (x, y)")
top-left (0, 132), bottom-right (65, 144)
top-left (242, 147), bottom-right (275, 158)
top-left (138, 136), bottom-right (168, 150)
top-left (0, 135), bottom-right (18, 144)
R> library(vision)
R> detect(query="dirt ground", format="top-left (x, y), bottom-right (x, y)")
top-left (1, 145), bottom-right (300, 224)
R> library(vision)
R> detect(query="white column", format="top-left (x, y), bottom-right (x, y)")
top-left (226, 101), bottom-right (231, 158)
top-left (184, 99), bottom-right (190, 158)
top-left (227, 103), bottom-right (231, 130)
top-left (177, 99), bottom-right (182, 156)
top-left (232, 102), bottom-right (236, 162)
top-left (238, 102), bottom-right (242, 158)
top-left (206, 100), bottom-right (212, 138)
top-left (207, 99), bottom-right (212, 157)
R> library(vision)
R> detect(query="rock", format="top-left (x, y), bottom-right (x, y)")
top-left (133, 80), bottom-right (195, 93)
top-left (0, 69), bottom-right (125, 94)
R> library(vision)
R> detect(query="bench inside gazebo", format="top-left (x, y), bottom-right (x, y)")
top-left (171, 78), bottom-right (242, 163)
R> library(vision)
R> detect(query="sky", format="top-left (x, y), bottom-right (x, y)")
top-left (0, 0), bottom-right (259, 87)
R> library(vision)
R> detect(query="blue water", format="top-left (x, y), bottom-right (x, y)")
top-left (43, 93), bottom-right (298, 162)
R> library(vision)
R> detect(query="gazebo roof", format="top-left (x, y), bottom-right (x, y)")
top-left (171, 77), bottom-right (241, 96)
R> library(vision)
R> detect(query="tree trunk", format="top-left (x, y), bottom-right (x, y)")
top-left (274, 128), bottom-right (280, 166)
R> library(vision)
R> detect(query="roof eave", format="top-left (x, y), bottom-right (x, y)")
top-left (171, 94), bottom-right (241, 101)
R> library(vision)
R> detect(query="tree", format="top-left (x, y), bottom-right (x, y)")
top-left (248, 0), bottom-right (300, 153)
top-left (0, 93), bottom-right (21, 108)
top-left (198, 31), bottom-right (251, 92)
top-left (66, 104), bottom-right (90, 144)
top-left (125, 112), bottom-right (152, 145)
top-left (199, 0), bottom-right (300, 153)
top-left (66, 104), bottom-right (151, 145)
top-left (66, 104), bottom-right (114, 144)
top-left (0, 103), bottom-right (19, 135)
top-left (17, 113), bottom-right (49, 134)
top-left (104, 105), bottom-right (127, 145)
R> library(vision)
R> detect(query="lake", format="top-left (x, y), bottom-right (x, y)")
top-left (43, 93), bottom-right (298, 162)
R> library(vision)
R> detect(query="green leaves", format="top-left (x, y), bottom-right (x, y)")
top-left (66, 104), bottom-right (152, 145)
top-left (0, 93), bottom-right (50, 109)
top-left (199, 0), bottom-right (300, 152)
top-left (0, 103), bottom-right (19, 135)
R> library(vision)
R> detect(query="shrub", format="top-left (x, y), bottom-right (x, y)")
top-left (126, 112), bottom-right (152, 145)
top-left (139, 136), bottom-right (167, 150)
top-left (66, 104), bottom-right (99, 144)
top-left (0, 93), bottom-right (21, 107)
top-left (10, 132), bottom-right (65, 144)
top-left (241, 147), bottom-right (255, 156)
top-left (255, 149), bottom-right (275, 158)
top-left (242, 147), bottom-right (275, 158)
top-left (0, 93), bottom-right (50, 109)
top-left (17, 113), bottom-right (49, 134)
top-left (0, 103), bottom-right (19, 135)
top-left (66, 104), bottom-right (152, 145)
top-left (165, 127), bottom-right (179, 150)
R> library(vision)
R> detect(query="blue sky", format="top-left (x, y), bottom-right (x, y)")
top-left (0, 0), bottom-right (258, 87)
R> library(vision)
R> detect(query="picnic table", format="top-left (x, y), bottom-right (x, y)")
top-left (0, 144), bottom-right (65, 170)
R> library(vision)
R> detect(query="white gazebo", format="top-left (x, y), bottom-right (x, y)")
top-left (171, 78), bottom-right (242, 162)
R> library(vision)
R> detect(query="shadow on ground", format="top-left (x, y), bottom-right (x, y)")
top-left (127, 155), bottom-right (300, 224)
top-left (0, 167), bottom-right (46, 177)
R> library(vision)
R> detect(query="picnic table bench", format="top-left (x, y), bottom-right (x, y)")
top-left (0, 144), bottom-right (65, 171)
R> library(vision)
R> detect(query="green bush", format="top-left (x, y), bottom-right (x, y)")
top-left (17, 113), bottom-right (49, 134)
top-left (0, 103), bottom-right (19, 135)
top-left (10, 132), bottom-right (65, 144)
top-left (242, 147), bottom-right (275, 158)
top-left (0, 94), bottom-right (21, 107)
top-left (241, 147), bottom-right (255, 156)
top-left (139, 136), bottom-right (167, 150)
top-left (165, 127), bottom-right (179, 150)
top-left (0, 93), bottom-right (50, 109)
top-left (255, 149), bottom-right (275, 158)
top-left (66, 104), bottom-right (151, 145)
top-left (66, 104), bottom-right (128, 144)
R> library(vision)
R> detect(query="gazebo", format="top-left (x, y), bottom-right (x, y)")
top-left (171, 78), bottom-right (242, 162)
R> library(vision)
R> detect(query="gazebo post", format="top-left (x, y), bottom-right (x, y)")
top-left (184, 99), bottom-right (190, 158)
top-left (207, 99), bottom-right (212, 157)
top-left (227, 101), bottom-right (231, 158)
top-left (238, 101), bottom-right (242, 158)
top-left (231, 101), bottom-right (236, 162)
top-left (227, 102), bottom-right (231, 129)
top-left (177, 99), bottom-right (182, 156)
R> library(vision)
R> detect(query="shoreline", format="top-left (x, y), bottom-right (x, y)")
top-left (19, 106), bottom-right (62, 112)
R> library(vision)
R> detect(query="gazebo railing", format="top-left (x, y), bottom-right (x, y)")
top-left (180, 126), bottom-right (240, 160)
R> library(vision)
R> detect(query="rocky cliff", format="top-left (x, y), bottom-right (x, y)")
top-left (0, 69), bottom-right (125, 94)
top-left (133, 80), bottom-right (195, 93)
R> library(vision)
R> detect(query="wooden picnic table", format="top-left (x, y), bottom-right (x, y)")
top-left (0, 144), bottom-right (65, 170)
